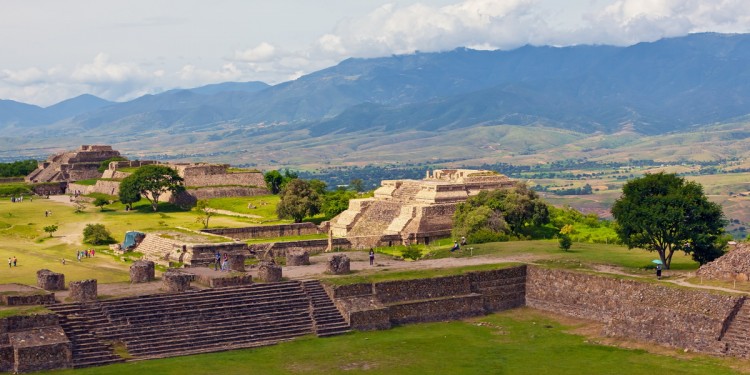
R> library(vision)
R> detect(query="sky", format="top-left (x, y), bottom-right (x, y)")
top-left (2, 0), bottom-right (750, 106)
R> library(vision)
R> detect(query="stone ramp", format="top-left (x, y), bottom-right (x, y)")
top-left (49, 281), bottom-right (351, 366)
top-left (301, 280), bottom-right (351, 337)
top-left (347, 201), bottom-right (402, 237)
top-left (720, 297), bottom-right (750, 357)
top-left (135, 234), bottom-right (184, 265)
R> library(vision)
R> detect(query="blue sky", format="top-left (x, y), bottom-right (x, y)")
top-left (1, 0), bottom-right (749, 106)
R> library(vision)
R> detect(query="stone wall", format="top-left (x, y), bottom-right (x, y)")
top-left (696, 244), bottom-right (750, 281)
top-left (130, 260), bottom-right (155, 283)
top-left (0, 314), bottom-right (70, 373)
top-left (249, 238), bottom-right (353, 259)
top-left (202, 223), bottom-right (322, 240)
top-left (68, 280), bottom-right (97, 302)
top-left (332, 267), bottom-right (527, 330)
top-left (37, 270), bottom-right (65, 291)
top-left (526, 266), bottom-right (740, 353)
top-left (1, 293), bottom-right (55, 306)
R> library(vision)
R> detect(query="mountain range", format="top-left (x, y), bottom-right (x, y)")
top-left (2, 32), bottom-right (750, 167)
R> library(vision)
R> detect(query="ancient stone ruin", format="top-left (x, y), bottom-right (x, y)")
top-left (25, 145), bottom-right (121, 183)
top-left (227, 253), bottom-right (246, 272)
top-left (327, 254), bottom-right (350, 275)
top-left (258, 261), bottom-right (282, 282)
top-left (36, 269), bottom-right (65, 291)
top-left (163, 269), bottom-right (195, 292)
top-left (286, 249), bottom-right (310, 266)
top-left (68, 280), bottom-right (97, 302)
top-left (329, 169), bottom-right (514, 247)
top-left (696, 243), bottom-right (750, 280)
top-left (129, 260), bottom-right (155, 283)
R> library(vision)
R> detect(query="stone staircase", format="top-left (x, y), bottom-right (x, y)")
top-left (721, 298), bottom-right (750, 357)
top-left (301, 280), bottom-right (351, 337)
top-left (46, 303), bottom-right (124, 369)
top-left (136, 234), bottom-right (184, 265)
top-left (348, 201), bottom-right (402, 237)
top-left (49, 281), bottom-right (351, 366)
top-left (391, 181), bottom-right (422, 202)
top-left (385, 205), bottom-right (417, 234)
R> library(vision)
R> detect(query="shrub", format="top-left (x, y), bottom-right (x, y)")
top-left (558, 234), bottom-right (572, 251)
top-left (401, 246), bottom-right (422, 261)
top-left (83, 224), bottom-right (116, 245)
top-left (468, 228), bottom-right (507, 244)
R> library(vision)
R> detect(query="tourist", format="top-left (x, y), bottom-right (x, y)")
top-left (61, 258), bottom-right (66, 265)
top-left (451, 241), bottom-right (460, 252)
top-left (12, 256), bottom-right (17, 267)
top-left (222, 253), bottom-right (229, 271)
top-left (656, 263), bottom-right (662, 280)
top-left (91, 249), bottom-right (95, 257)
top-left (44, 210), bottom-right (48, 217)
top-left (369, 248), bottom-right (375, 266)
top-left (214, 252), bottom-right (221, 271)
top-left (77, 251), bottom-right (81, 262)
top-left (7, 258), bottom-right (11, 268)
top-left (461, 236), bottom-right (467, 246)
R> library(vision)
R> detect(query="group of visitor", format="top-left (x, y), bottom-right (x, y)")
top-left (7, 256), bottom-right (17, 267)
top-left (214, 252), bottom-right (230, 271)
top-left (76, 249), bottom-right (95, 262)
top-left (10, 195), bottom-right (28, 203)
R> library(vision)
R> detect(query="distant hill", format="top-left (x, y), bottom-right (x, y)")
top-left (3, 33), bottom-right (750, 166)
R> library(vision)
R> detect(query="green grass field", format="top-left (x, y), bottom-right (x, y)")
top-left (48, 309), bottom-right (743, 375)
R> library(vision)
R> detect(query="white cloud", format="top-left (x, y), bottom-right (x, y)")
top-left (233, 42), bottom-right (277, 63)
top-left (71, 53), bottom-right (151, 84)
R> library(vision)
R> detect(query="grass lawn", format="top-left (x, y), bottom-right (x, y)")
top-left (48, 309), bottom-right (743, 375)
top-left (424, 239), bottom-right (701, 271)
top-left (205, 195), bottom-right (285, 220)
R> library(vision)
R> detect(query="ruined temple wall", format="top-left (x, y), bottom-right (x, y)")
top-left (202, 223), bottom-right (322, 240)
top-left (183, 172), bottom-right (265, 188)
top-left (526, 266), bottom-right (740, 353)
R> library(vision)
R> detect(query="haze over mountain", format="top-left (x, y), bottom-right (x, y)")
top-left (2, 33), bottom-right (750, 167)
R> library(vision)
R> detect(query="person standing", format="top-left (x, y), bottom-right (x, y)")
top-left (12, 256), bottom-right (17, 267)
top-left (369, 248), bottom-right (375, 266)
top-left (221, 253), bottom-right (229, 272)
top-left (214, 252), bottom-right (221, 271)
top-left (656, 263), bottom-right (663, 280)
top-left (7, 258), bottom-right (11, 268)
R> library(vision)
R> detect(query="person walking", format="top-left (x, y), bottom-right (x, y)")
top-left (214, 252), bottom-right (221, 271)
top-left (221, 253), bottom-right (229, 272)
top-left (369, 248), bottom-right (375, 266)
top-left (12, 256), bottom-right (17, 267)
top-left (7, 258), bottom-right (11, 268)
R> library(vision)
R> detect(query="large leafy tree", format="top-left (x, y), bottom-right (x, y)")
top-left (453, 184), bottom-right (549, 242)
top-left (276, 179), bottom-right (321, 223)
top-left (611, 173), bottom-right (726, 269)
top-left (264, 169), bottom-right (298, 194)
top-left (119, 165), bottom-right (184, 212)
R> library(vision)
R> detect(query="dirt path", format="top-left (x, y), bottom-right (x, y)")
top-left (208, 208), bottom-right (262, 219)
top-left (591, 264), bottom-right (749, 295)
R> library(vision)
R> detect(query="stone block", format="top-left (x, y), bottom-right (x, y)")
top-left (258, 262), bottom-right (282, 282)
top-left (130, 260), bottom-right (155, 283)
top-left (36, 270), bottom-right (65, 291)
top-left (228, 253), bottom-right (246, 272)
top-left (163, 269), bottom-right (195, 292)
top-left (327, 254), bottom-right (351, 275)
top-left (68, 280), bottom-right (97, 302)
top-left (286, 249), bottom-right (310, 266)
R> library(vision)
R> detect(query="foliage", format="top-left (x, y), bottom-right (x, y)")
top-left (611, 173), bottom-right (727, 269)
top-left (320, 188), bottom-right (357, 219)
top-left (73, 201), bottom-right (87, 213)
top-left (0, 183), bottom-right (33, 197)
top-left (194, 200), bottom-right (215, 229)
top-left (401, 245), bottom-right (422, 261)
top-left (0, 160), bottom-right (37, 177)
top-left (119, 165), bottom-right (184, 212)
top-left (43, 224), bottom-right (58, 237)
top-left (264, 169), bottom-right (298, 194)
top-left (97, 156), bottom-right (128, 173)
top-left (93, 197), bottom-right (109, 211)
top-left (276, 179), bottom-right (322, 223)
top-left (83, 223), bottom-right (116, 245)
top-left (558, 234), bottom-right (572, 251)
top-left (453, 184), bottom-right (549, 240)
top-left (468, 228), bottom-right (507, 244)
top-left (350, 178), bottom-right (364, 192)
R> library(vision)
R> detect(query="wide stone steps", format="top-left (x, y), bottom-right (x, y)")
top-left (721, 299), bottom-right (750, 357)
top-left (49, 305), bottom-right (124, 369)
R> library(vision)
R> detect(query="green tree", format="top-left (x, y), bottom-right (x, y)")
top-left (194, 200), bottom-right (216, 229)
top-left (43, 224), bottom-right (58, 237)
top-left (452, 184), bottom-right (549, 241)
top-left (93, 197), bottom-right (109, 211)
top-left (321, 188), bottom-right (357, 219)
top-left (264, 170), bottom-right (284, 194)
top-left (119, 165), bottom-right (184, 212)
top-left (83, 223), bottom-right (115, 245)
top-left (276, 179), bottom-right (321, 223)
top-left (611, 173), bottom-right (727, 269)
top-left (118, 177), bottom-right (141, 210)
top-left (350, 178), bottom-right (364, 192)
top-left (558, 233), bottom-right (572, 251)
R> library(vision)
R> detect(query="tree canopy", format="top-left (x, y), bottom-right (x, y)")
top-left (264, 169), bottom-right (298, 194)
top-left (453, 184), bottom-right (549, 243)
top-left (119, 165), bottom-right (184, 212)
top-left (276, 179), bottom-right (322, 223)
top-left (611, 173), bottom-right (727, 269)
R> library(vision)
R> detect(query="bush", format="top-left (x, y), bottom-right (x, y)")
top-left (83, 224), bottom-right (116, 245)
top-left (467, 228), bottom-right (507, 244)
top-left (558, 234), bottom-right (572, 251)
top-left (401, 246), bottom-right (422, 261)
